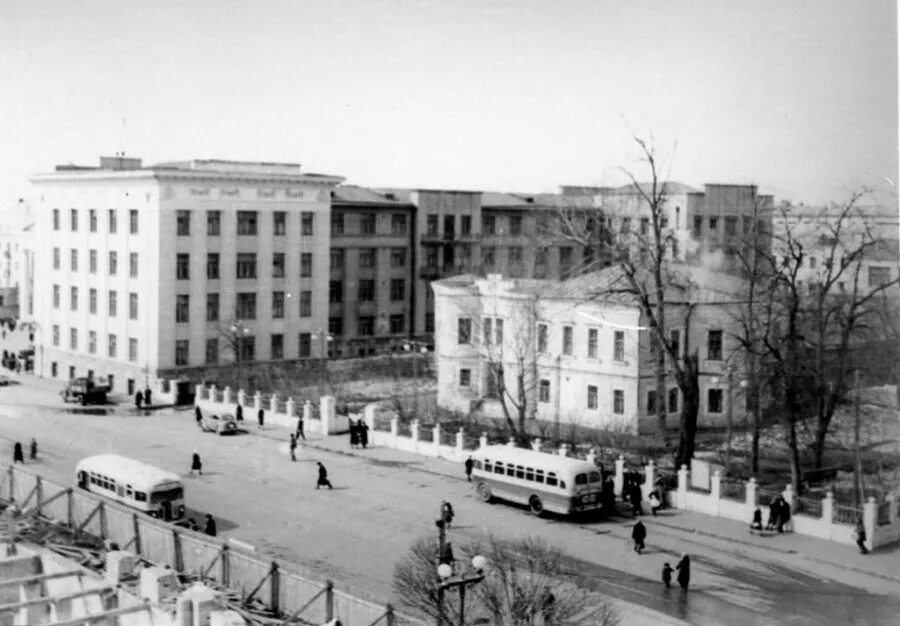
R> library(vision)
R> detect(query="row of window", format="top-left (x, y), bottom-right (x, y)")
top-left (181, 291), bottom-right (314, 322)
top-left (331, 213), bottom-right (407, 237)
top-left (87, 472), bottom-right (148, 502)
top-left (52, 286), bottom-right (138, 319)
top-left (478, 459), bottom-right (569, 488)
top-left (53, 208), bottom-right (138, 234)
top-left (51, 326), bottom-right (138, 361)
top-left (329, 247), bottom-right (408, 270)
top-left (53, 249), bottom-right (137, 277)
top-left (692, 215), bottom-right (765, 239)
top-left (177, 253), bottom-right (314, 280)
top-left (328, 279), bottom-right (406, 303)
top-left (177, 210), bottom-right (315, 237)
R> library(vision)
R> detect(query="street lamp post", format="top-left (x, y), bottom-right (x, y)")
top-left (435, 505), bottom-right (486, 626)
top-left (404, 341), bottom-right (429, 420)
top-left (230, 321), bottom-right (251, 386)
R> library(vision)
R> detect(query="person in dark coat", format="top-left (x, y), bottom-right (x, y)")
top-left (777, 497), bottom-right (791, 533)
top-left (439, 541), bottom-right (455, 569)
top-left (750, 507), bottom-right (763, 531)
top-left (190, 452), bottom-right (202, 475)
top-left (349, 421), bottom-right (359, 448)
top-left (602, 476), bottom-right (617, 515)
top-left (855, 517), bottom-right (868, 554)
top-left (289, 434), bottom-right (297, 462)
top-left (235, 404), bottom-right (243, 422)
top-left (134, 390), bottom-right (143, 410)
top-left (766, 498), bottom-right (780, 531)
top-left (464, 456), bottom-right (474, 482)
top-left (204, 514), bottom-right (217, 537)
top-left (316, 462), bottom-right (333, 489)
top-left (258, 408), bottom-right (265, 428)
top-left (676, 554), bottom-right (691, 591)
top-left (144, 387), bottom-right (152, 407)
top-left (442, 501), bottom-right (455, 528)
top-left (631, 520), bottom-right (647, 554)
top-left (358, 420), bottom-right (369, 449)
top-left (662, 562), bottom-right (673, 588)
top-left (12, 442), bottom-right (24, 464)
top-left (630, 483), bottom-right (643, 517)
top-left (296, 417), bottom-right (306, 441)
top-left (195, 406), bottom-right (203, 427)
top-left (29, 439), bottom-right (37, 461)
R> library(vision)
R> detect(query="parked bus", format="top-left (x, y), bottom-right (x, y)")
top-left (471, 445), bottom-right (603, 517)
top-left (75, 454), bottom-right (186, 521)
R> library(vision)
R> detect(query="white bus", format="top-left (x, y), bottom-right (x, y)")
top-left (75, 454), bottom-right (186, 521)
top-left (471, 445), bottom-right (603, 517)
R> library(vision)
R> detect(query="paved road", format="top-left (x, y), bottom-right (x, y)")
top-left (1, 377), bottom-right (898, 625)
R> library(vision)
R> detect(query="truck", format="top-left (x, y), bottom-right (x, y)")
top-left (61, 377), bottom-right (110, 405)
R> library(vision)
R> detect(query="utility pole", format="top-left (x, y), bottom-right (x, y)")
top-left (854, 368), bottom-right (863, 508)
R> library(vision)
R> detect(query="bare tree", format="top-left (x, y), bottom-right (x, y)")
top-left (393, 534), bottom-right (619, 626)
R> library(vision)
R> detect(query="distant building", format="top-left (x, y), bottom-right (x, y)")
top-left (0, 199), bottom-right (35, 320)
top-left (31, 157), bottom-right (343, 392)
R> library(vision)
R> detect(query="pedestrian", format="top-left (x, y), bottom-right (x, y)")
top-left (135, 390), bottom-right (143, 410)
top-left (29, 438), bottom-right (37, 461)
top-left (631, 519), bottom-right (647, 554)
top-left (195, 406), bottom-right (203, 427)
top-left (648, 491), bottom-right (661, 516)
top-left (296, 417), bottom-right (306, 441)
top-left (258, 408), bottom-right (265, 428)
top-left (602, 476), bottom-right (617, 516)
top-left (766, 498), bottom-right (779, 531)
top-left (442, 501), bottom-right (455, 528)
top-left (750, 506), bottom-right (763, 531)
top-left (464, 456), bottom-right (474, 482)
top-left (349, 421), bottom-right (359, 449)
top-left (144, 387), bottom-right (152, 407)
top-left (204, 514), bottom-right (217, 537)
top-left (676, 554), bottom-right (691, 591)
top-left (289, 434), bottom-right (297, 462)
top-left (316, 462), bottom-right (333, 489)
top-left (779, 498), bottom-right (792, 533)
top-left (190, 452), bottom-right (202, 476)
top-left (235, 404), bottom-right (243, 422)
top-left (631, 483), bottom-right (643, 517)
top-left (358, 419), bottom-right (369, 449)
top-left (855, 517), bottom-right (868, 554)
top-left (662, 562), bottom-right (673, 588)
top-left (12, 442), bottom-right (24, 464)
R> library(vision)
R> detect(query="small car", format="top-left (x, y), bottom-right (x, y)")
top-left (201, 413), bottom-right (239, 435)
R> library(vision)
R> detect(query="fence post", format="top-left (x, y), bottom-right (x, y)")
top-left (586, 449), bottom-right (596, 465)
top-left (132, 514), bottom-right (142, 557)
top-left (67, 488), bottom-right (74, 530)
top-left (643, 460), bottom-right (655, 497)
top-left (532, 438), bottom-right (542, 452)
top-left (172, 529), bottom-right (184, 572)
top-left (324, 580), bottom-right (334, 621)
top-left (745, 477), bottom-right (757, 508)
top-left (99, 502), bottom-right (108, 540)
top-left (269, 561), bottom-right (280, 616)
top-left (887, 493), bottom-right (898, 525)
top-left (782, 483), bottom-right (795, 511)
top-left (863, 497), bottom-right (876, 551)
top-left (195, 384), bottom-right (204, 401)
top-left (269, 394), bottom-right (279, 413)
top-left (223, 386), bottom-right (233, 404)
top-left (711, 470), bottom-right (722, 514)
top-left (614, 456), bottom-right (625, 496)
top-left (285, 398), bottom-right (296, 421)
top-left (390, 418), bottom-right (398, 447)
top-left (35, 477), bottom-right (43, 516)
top-left (432, 423), bottom-right (441, 453)
top-left (456, 430), bottom-right (464, 459)
top-left (822, 491), bottom-right (834, 526)
top-left (677, 465), bottom-right (689, 509)
top-left (384, 603), bottom-right (395, 626)
top-left (221, 544), bottom-right (231, 587)
top-left (411, 420), bottom-right (420, 443)
top-left (479, 433), bottom-right (488, 449)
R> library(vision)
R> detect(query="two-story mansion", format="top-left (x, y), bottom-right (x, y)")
top-left (432, 266), bottom-right (746, 434)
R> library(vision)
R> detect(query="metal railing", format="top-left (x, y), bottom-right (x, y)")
top-left (720, 480), bottom-right (746, 502)
top-left (832, 503), bottom-right (861, 525)
top-left (794, 496), bottom-right (822, 519)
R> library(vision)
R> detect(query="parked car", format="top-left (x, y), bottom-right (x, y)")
top-left (61, 377), bottom-right (110, 405)
top-left (201, 413), bottom-right (239, 435)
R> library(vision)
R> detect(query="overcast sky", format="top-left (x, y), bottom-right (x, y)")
top-left (1, 0), bottom-right (896, 210)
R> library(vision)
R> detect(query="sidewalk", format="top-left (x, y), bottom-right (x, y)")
top-left (299, 432), bottom-right (900, 584)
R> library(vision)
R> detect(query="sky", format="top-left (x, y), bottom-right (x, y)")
top-left (1, 0), bottom-right (897, 211)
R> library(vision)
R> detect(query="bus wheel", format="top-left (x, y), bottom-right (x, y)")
top-left (529, 496), bottom-right (544, 517)
top-left (476, 481), bottom-right (493, 503)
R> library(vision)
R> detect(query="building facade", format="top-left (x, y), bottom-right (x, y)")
top-left (0, 199), bottom-right (35, 320)
top-left (32, 157), bottom-right (342, 392)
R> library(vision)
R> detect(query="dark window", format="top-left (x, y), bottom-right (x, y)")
top-left (613, 389), bottom-right (624, 414)
top-left (175, 295), bottom-right (189, 323)
top-left (647, 390), bottom-right (657, 414)
top-left (562, 326), bottom-right (573, 355)
top-left (358, 246), bottom-right (375, 268)
top-left (330, 248), bottom-right (344, 271)
top-left (458, 318), bottom-right (471, 344)
top-left (426, 215), bottom-right (439, 235)
top-left (360, 213), bottom-right (376, 235)
top-left (89, 288), bottom-right (97, 314)
top-left (237, 253), bottom-right (257, 279)
top-left (52, 248), bottom-right (60, 270)
top-left (272, 291), bottom-right (285, 318)
top-left (670, 330), bottom-right (680, 359)
top-left (509, 215), bottom-right (523, 235)
top-left (298, 333), bottom-right (311, 357)
top-left (301, 212), bottom-right (314, 236)
top-left (587, 385), bottom-right (598, 409)
top-left (206, 339), bottom-right (218, 364)
top-left (329, 280), bottom-right (343, 303)
top-left (588, 328), bottom-right (598, 358)
top-left (391, 214), bottom-right (407, 234)
top-left (537, 324), bottom-right (548, 352)
top-left (299, 291), bottom-right (312, 317)
top-left (240, 336), bottom-right (255, 361)
top-left (108, 290), bottom-right (117, 316)
top-left (300, 253), bottom-right (313, 277)
top-left (177, 210), bottom-right (191, 236)
top-left (272, 253), bottom-right (286, 278)
top-left (89, 250), bottom-right (97, 273)
top-left (614, 331), bottom-right (625, 361)
top-left (70, 249), bottom-right (78, 271)
top-left (107, 333), bottom-right (116, 357)
top-left (539, 379), bottom-right (550, 402)
top-left (328, 317), bottom-right (343, 336)
top-left (207, 253), bottom-right (220, 279)
top-left (483, 215), bottom-right (495, 235)
top-left (482, 247), bottom-right (495, 270)
top-left (129, 252), bottom-right (139, 278)
top-left (53, 209), bottom-right (60, 230)
top-left (693, 215), bottom-right (702, 237)
top-left (546, 472), bottom-right (558, 487)
top-left (70, 209), bottom-right (78, 231)
top-left (237, 211), bottom-right (258, 235)
top-left (358, 316), bottom-right (374, 336)
top-left (869, 266), bottom-right (892, 287)
top-left (668, 388), bottom-right (679, 413)
top-left (724, 216), bottom-right (737, 237)
top-left (176, 254), bottom-right (190, 279)
top-left (708, 388), bottom-right (723, 413)
top-left (129, 209), bottom-right (138, 234)
top-left (389, 314), bottom-right (404, 333)
top-left (274, 211), bottom-right (287, 235)
top-left (707, 330), bottom-right (723, 361)
top-left (207, 210), bottom-right (221, 236)
top-left (237, 293), bottom-right (256, 319)
top-left (53, 284), bottom-right (60, 308)
top-left (331, 213), bottom-right (344, 236)
top-left (206, 293), bottom-right (219, 321)
top-left (640, 218), bottom-right (649, 236)
top-left (390, 278), bottom-right (405, 301)
top-left (358, 280), bottom-right (375, 301)
top-left (459, 368), bottom-right (471, 387)
top-left (89, 209), bottom-right (97, 232)
top-left (461, 215), bottom-right (471, 235)
top-left (70, 286), bottom-right (78, 311)
top-left (708, 216), bottom-right (718, 232)
top-left (270, 334), bottom-right (284, 360)
top-left (175, 340), bottom-right (189, 366)
top-left (559, 247), bottom-right (573, 274)
top-left (390, 248), bottom-right (407, 267)
top-left (425, 313), bottom-right (434, 333)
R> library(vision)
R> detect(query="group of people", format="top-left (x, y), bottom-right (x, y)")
top-left (661, 555), bottom-right (692, 591)
top-left (11, 439), bottom-right (38, 463)
top-left (348, 419), bottom-right (369, 449)
top-left (183, 513), bottom-right (218, 537)
top-left (133, 387), bottom-right (153, 410)
top-left (748, 496), bottom-right (792, 533)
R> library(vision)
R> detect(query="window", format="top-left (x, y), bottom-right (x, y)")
top-left (670, 330), bottom-right (680, 359)
top-left (647, 390), bottom-right (657, 414)
top-left (693, 215), bottom-right (702, 237)
top-left (175, 340), bottom-right (189, 366)
top-left (70, 328), bottom-right (78, 350)
top-left (53, 285), bottom-right (60, 309)
top-left (237, 293), bottom-right (256, 319)
top-left (360, 213), bottom-right (376, 235)
top-left (426, 215), bottom-right (439, 235)
top-left (425, 313), bottom-right (434, 333)
top-left (483, 215), bottom-right (495, 235)
top-left (176, 295), bottom-right (189, 323)
top-left (708, 388), bottom-right (723, 413)
top-left (89, 250), bottom-right (97, 274)
top-left (129, 252), bottom-right (139, 278)
top-left (240, 336), bottom-right (255, 361)
top-left (207, 253), bottom-right (219, 279)
top-left (613, 389), bottom-right (624, 414)
top-left (537, 323), bottom-right (548, 352)
top-left (129, 293), bottom-right (138, 320)
top-left (70, 286), bottom-right (78, 311)
top-left (272, 291), bottom-right (285, 318)
top-left (621, 217), bottom-right (632, 233)
top-left (237, 211), bottom-right (257, 235)
top-left (274, 211), bottom-right (286, 235)
top-left (559, 247), bottom-right (573, 274)
top-left (329, 280), bottom-right (343, 303)
top-left (485, 365), bottom-right (502, 398)
top-left (89, 288), bottom-right (97, 314)
top-left (300, 253), bottom-right (313, 277)
top-left (331, 213), bottom-right (344, 236)
top-left (425, 248), bottom-right (438, 269)
top-left (272, 253), bottom-right (286, 278)
top-left (639, 217), bottom-right (649, 236)
top-left (495, 318), bottom-right (503, 345)
top-left (358, 280), bottom-right (375, 301)
top-left (301, 212), bottom-right (314, 236)
top-left (70, 209), bottom-right (78, 231)
top-left (298, 333), bottom-right (311, 357)
top-left (202, 210), bottom-right (221, 236)
top-left (458, 318), bottom-right (471, 344)
top-left (108, 290), bottom-right (117, 317)
top-left (51, 324), bottom-right (60, 346)
top-left (390, 248), bottom-right (407, 267)
top-left (460, 215), bottom-right (471, 235)
top-left (108, 251), bottom-right (117, 275)
top-left (668, 388), bottom-right (679, 413)
top-left (614, 331), bottom-right (625, 361)
top-left (539, 379), bottom-right (550, 403)
top-left (53, 248), bottom-right (60, 270)
top-left (128, 338), bottom-right (138, 362)
top-left (509, 215), bottom-right (523, 235)
top-left (508, 246), bottom-right (523, 269)
top-left (205, 338), bottom-right (218, 364)
top-left (459, 368), bottom-right (471, 387)
top-left (389, 314), bottom-right (404, 333)
top-left (483, 318), bottom-right (493, 345)
top-left (390, 278), bottom-right (405, 301)
top-left (587, 385), bottom-right (598, 409)
top-left (328, 317), bottom-right (343, 336)
top-left (176, 253), bottom-right (189, 279)
top-left (176, 210), bottom-right (191, 236)
top-left (89, 209), bottom-right (97, 232)
top-left (330, 248), bottom-right (344, 271)
top-left (70, 249), bottom-right (78, 271)
top-left (708, 216), bottom-right (718, 232)
top-left (808, 257), bottom-right (817, 269)
top-left (129, 209), bottom-right (138, 234)
top-left (358, 316), bottom-right (374, 336)
top-left (392, 214), bottom-right (407, 234)
top-left (482, 247), bottom-right (495, 270)
top-left (588, 328), bottom-right (598, 358)
top-left (53, 209), bottom-right (60, 230)
top-left (724, 216), bottom-right (737, 237)
top-left (107, 209), bottom-right (117, 233)
top-left (270, 334), bottom-right (284, 359)
top-left (562, 326), bottom-right (573, 355)
top-left (359, 248), bottom-right (375, 268)
top-left (869, 266), bottom-right (892, 288)
top-left (299, 291), bottom-right (312, 317)
top-left (85, 331), bottom-right (94, 354)
top-left (236, 253), bottom-right (257, 279)
top-left (707, 330), bottom-right (723, 361)
top-left (108, 334), bottom-right (117, 358)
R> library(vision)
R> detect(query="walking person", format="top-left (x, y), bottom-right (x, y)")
top-left (358, 419), bottom-right (369, 449)
top-left (855, 517), bottom-right (868, 554)
top-left (134, 390), bottom-right (144, 411)
top-left (204, 514), bottom-right (217, 537)
top-left (296, 416), bottom-right (306, 441)
top-left (289, 434), bottom-right (297, 462)
top-left (766, 498), bottom-right (779, 531)
top-left (676, 554), bottom-right (691, 591)
top-left (776, 497), bottom-right (790, 533)
top-left (257, 408), bottom-right (265, 429)
top-left (631, 519), bottom-right (647, 554)
top-left (12, 442), bottom-right (24, 464)
top-left (464, 456), bottom-right (474, 482)
top-left (195, 406), bottom-right (203, 428)
top-left (648, 491), bottom-right (661, 516)
top-left (750, 507), bottom-right (763, 532)
top-left (144, 387), bottom-right (152, 407)
top-left (316, 462), bottom-right (333, 489)
top-left (190, 452), bottom-right (203, 476)
top-left (235, 404), bottom-right (243, 422)
top-left (662, 562), bottom-right (674, 588)
top-left (441, 501), bottom-right (455, 529)
top-left (29, 438), bottom-right (37, 461)
top-left (349, 421), bottom-right (359, 449)
top-left (631, 483), bottom-right (643, 517)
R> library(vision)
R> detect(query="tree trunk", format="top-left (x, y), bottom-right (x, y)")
top-left (656, 349), bottom-right (668, 446)
top-left (787, 416), bottom-right (802, 497)
top-left (812, 420), bottom-right (829, 470)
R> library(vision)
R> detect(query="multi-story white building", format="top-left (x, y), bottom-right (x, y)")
top-left (0, 199), bottom-right (36, 320)
top-left (433, 267), bottom-right (745, 434)
top-left (31, 157), bottom-right (343, 394)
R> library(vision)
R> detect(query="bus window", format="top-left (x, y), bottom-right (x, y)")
top-left (135, 492), bottom-right (147, 502)
top-left (506, 464), bottom-right (516, 477)
top-left (474, 460), bottom-right (483, 470)
top-left (560, 480), bottom-right (566, 489)
top-left (546, 473), bottom-right (558, 486)
top-left (535, 470), bottom-right (545, 483)
top-left (494, 463), bottom-right (505, 474)
top-left (151, 487), bottom-right (184, 503)
top-left (484, 461), bottom-right (492, 472)
top-left (515, 465), bottom-right (525, 479)
top-left (575, 473), bottom-right (588, 485)
top-left (589, 471), bottom-right (601, 483)
top-left (525, 467), bottom-right (535, 481)
top-left (126, 487), bottom-right (134, 498)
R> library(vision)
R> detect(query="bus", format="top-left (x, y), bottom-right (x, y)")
top-left (471, 445), bottom-right (603, 517)
top-left (75, 454), bottom-right (186, 521)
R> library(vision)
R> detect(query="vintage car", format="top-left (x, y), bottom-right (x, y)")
top-left (200, 413), bottom-right (239, 435)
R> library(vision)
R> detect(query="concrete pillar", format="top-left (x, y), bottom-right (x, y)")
top-left (614, 456), bottom-right (625, 496)
top-left (863, 497), bottom-right (877, 551)
top-left (531, 438), bottom-right (542, 452)
top-left (507, 437), bottom-right (515, 448)
top-left (432, 423), bottom-right (441, 448)
top-left (782, 484), bottom-right (795, 510)
top-left (237, 389), bottom-right (246, 407)
top-left (643, 460), bottom-right (655, 497)
top-left (254, 392), bottom-right (263, 411)
top-left (746, 477), bottom-right (758, 507)
top-left (209, 385), bottom-right (218, 403)
top-left (822, 491), bottom-right (834, 523)
top-left (195, 384), bottom-right (204, 401)
top-left (364, 405), bottom-right (377, 431)
top-left (456, 430), bottom-right (464, 457)
top-left (285, 398), bottom-right (296, 418)
top-left (223, 387), bottom-right (232, 405)
top-left (479, 433), bottom-right (488, 449)
top-left (390, 418), bottom-right (398, 447)
top-left (586, 450), bottom-right (596, 466)
top-left (269, 394), bottom-right (279, 413)
top-left (320, 395), bottom-right (335, 435)
top-left (711, 470), bottom-right (722, 502)
top-left (677, 465), bottom-right (689, 509)
top-left (411, 420), bottom-right (420, 442)
top-left (887, 493), bottom-right (897, 525)
top-left (303, 400), bottom-right (312, 422)
top-left (558, 443), bottom-right (568, 456)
